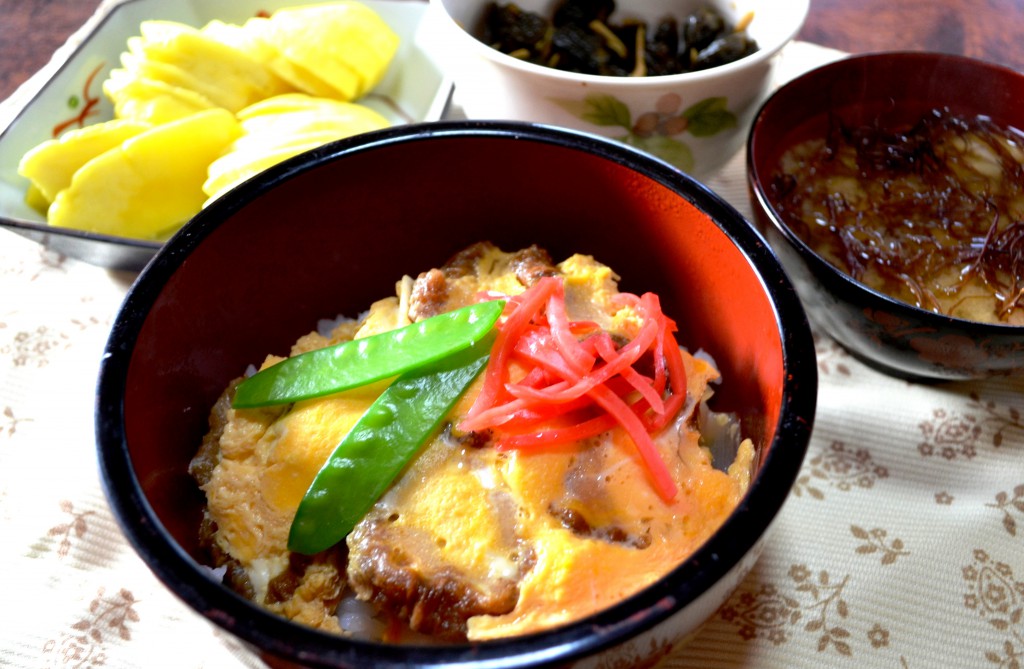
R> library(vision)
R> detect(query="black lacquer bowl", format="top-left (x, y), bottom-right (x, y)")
top-left (748, 52), bottom-right (1024, 380)
top-left (97, 121), bottom-right (816, 668)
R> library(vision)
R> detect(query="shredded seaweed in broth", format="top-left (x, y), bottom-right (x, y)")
top-left (769, 108), bottom-right (1024, 325)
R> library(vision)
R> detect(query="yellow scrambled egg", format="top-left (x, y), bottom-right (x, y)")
top-left (193, 245), bottom-right (753, 640)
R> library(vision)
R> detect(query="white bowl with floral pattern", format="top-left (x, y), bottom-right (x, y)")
top-left (428, 0), bottom-right (808, 178)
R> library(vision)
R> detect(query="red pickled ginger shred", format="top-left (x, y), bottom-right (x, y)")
top-left (461, 277), bottom-right (686, 501)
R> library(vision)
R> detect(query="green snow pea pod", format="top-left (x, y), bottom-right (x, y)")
top-left (287, 336), bottom-right (492, 555)
top-left (232, 300), bottom-right (505, 408)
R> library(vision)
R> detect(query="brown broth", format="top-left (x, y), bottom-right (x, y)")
top-left (768, 109), bottom-right (1024, 325)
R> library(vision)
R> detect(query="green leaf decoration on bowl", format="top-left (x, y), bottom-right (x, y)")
top-left (621, 134), bottom-right (695, 172)
top-left (550, 93), bottom-right (737, 172)
top-left (582, 94), bottom-right (633, 127)
top-left (682, 97), bottom-right (738, 137)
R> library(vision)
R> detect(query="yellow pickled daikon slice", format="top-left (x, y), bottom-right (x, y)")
top-left (49, 108), bottom-right (241, 239)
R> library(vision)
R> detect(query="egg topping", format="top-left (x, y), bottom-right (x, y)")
top-left (191, 243), bottom-right (753, 641)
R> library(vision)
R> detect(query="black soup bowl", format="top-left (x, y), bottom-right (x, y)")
top-left (747, 52), bottom-right (1024, 380)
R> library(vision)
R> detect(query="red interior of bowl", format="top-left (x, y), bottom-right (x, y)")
top-left (121, 131), bottom-right (786, 558)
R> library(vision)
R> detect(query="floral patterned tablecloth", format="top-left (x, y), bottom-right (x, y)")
top-left (2, 10), bottom-right (1023, 666)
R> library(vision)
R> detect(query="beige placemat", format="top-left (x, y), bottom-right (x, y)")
top-left (2, 16), bottom-right (1023, 667)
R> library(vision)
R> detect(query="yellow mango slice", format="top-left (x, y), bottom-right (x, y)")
top-left (273, 2), bottom-right (400, 67)
top-left (203, 141), bottom-right (326, 202)
top-left (124, 34), bottom-right (147, 58)
top-left (137, 19), bottom-right (193, 43)
top-left (17, 119), bottom-right (151, 204)
top-left (204, 98), bottom-right (387, 202)
top-left (104, 71), bottom-right (215, 124)
top-left (25, 184), bottom-right (50, 215)
top-left (233, 113), bottom-right (385, 153)
top-left (255, 2), bottom-right (399, 100)
top-left (199, 19), bottom-right (255, 51)
top-left (239, 102), bottom-right (388, 136)
top-left (118, 51), bottom-right (239, 112)
top-left (240, 17), bottom-right (351, 99)
top-left (200, 19), bottom-right (292, 84)
top-left (49, 108), bottom-right (241, 239)
top-left (133, 25), bottom-right (290, 110)
top-left (236, 92), bottom-right (336, 118)
top-left (232, 126), bottom-right (372, 155)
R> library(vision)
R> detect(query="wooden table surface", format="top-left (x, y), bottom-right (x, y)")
top-left (1, 0), bottom-right (1022, 103)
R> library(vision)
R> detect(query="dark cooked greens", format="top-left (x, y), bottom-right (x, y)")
top-left (479, 1), bottom-right (758, 76)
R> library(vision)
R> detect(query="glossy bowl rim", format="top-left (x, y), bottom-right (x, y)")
top-left (747, 50), bottom-right (1024, 336)
top-left (431, 0), bottom-right (810, 87)
top-left (96, 120), bottom-right (817, 668)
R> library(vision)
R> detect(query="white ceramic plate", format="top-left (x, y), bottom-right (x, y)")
top-left (0, 0), bottom-right (452, 270)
